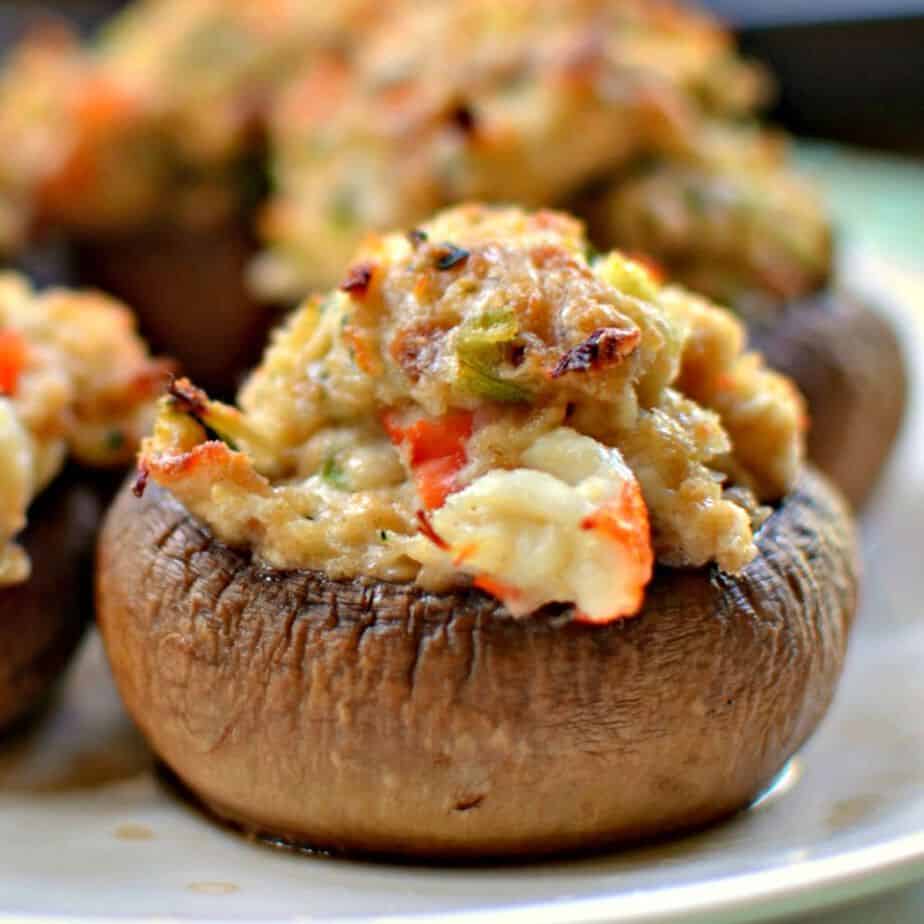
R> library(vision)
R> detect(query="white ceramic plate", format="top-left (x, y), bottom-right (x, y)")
top-left (0, 252), bottom-right (922, 924)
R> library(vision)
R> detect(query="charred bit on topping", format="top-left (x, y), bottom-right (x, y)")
top-left (449, 101), bottom-right (477, 135)
top-left (166, 376), bottom-right (238, 449)
top-left (416, 509), bottom-right (449, 550)
top-left (132, 462), bottom-right (150, 498)
top-left (340, 261), bottom-right (375, 297)
top-left (166, 376), bottom-right (208, 417)
top-left (434, 243), bottom-right (470, 271)
top-left (389, 323), bottom-right (447, 382)
top-left (551, 327), bottom-right (641, 378)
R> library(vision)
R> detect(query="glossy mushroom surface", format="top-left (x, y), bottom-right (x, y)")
top-left (98, 467), bottom-right (857, 858)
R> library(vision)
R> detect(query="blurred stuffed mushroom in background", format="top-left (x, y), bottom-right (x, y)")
top-left (0, 273), bottom-right (168, 732)
top-left (0, 0), bottom-right (395, 391)
top-left (98, 205), bottom-right (858, 858)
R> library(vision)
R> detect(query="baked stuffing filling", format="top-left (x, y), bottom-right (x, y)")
top-left (140, 205), bottom-right (805, 622)
top-left (0, 0), bottom-right (829, 314)
top-left (0, 274), bottom-right (168, 586)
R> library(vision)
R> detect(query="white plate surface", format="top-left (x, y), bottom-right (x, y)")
top-left (0, 252), bottom-right (921, 924)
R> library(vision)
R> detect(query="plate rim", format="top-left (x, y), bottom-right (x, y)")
top-left (0, 830), bottom-right (921, 924)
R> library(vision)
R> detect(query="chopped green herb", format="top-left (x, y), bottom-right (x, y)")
top-left (455, 308), bottom-right (533, 403)
top-left (321, 456), bottom-right (348, 490)
top-left (457, 357), bottom-right (533, 402)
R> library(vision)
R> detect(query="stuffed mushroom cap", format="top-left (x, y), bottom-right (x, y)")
top-left (99, 464), bottom-right (855, 857)
top-left (100, 204), bottom-right (857, 856)
top-left (0, 273), bottom-right (169, 586)
top-left (135, 204), bottom-right (809, 620)
top-left (0, 273), bottom-right (168, 729)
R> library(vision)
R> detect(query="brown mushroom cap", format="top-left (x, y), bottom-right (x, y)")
top-left (750, 290), bottom-right (906, 508)
top-left (0, 472), bottom-right (108, 732)
top-left (98, 467), bottom-right (857, 858)
top-left (74, 219), bottom-right (275, 396)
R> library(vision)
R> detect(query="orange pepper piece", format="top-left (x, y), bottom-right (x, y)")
top-left (0, 330), bottom-right (28, 397)
top-left (576, 481), bottom-right (653, 623)
top-left (383, 410), bottom-right (474, 509)
top-left (474, 575), bottom-right (523, 605)
top-left (414, 454), bottom-right (466, 510)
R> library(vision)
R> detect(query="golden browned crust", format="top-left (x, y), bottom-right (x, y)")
top-left (97, 467), bottom-right (857, 858)
top-left (74, 219), bottom-right (275, 395)
top-left (0, 472), bottom-right (109, 731)
top-left (749, 290), bottom-right (906, 509)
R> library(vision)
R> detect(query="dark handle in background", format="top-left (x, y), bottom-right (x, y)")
top-left (738, 16), bottom-right (924, 156)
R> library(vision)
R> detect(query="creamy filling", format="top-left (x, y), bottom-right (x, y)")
top-left (0, 399), bottom-right (34, 585)
top-left (408, 429), bottom-right (652, 620)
